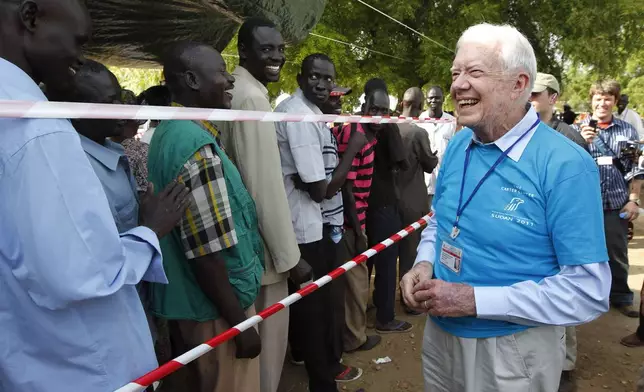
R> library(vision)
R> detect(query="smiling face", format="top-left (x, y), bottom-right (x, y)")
top-left (450, 42), bottom-right (528, 132)
top-left (197, 49), bottom-right (236, 109)
top-left (592, 93), bottom-right (616, 122)
top-left (24, 0), bottom-right (91, 93)
top-left (240, 26), bottom-right (286, 85)
top-left (297, 57), bottom-right (335, 108)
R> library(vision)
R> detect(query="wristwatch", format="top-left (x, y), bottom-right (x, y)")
top-left (630, 199), bottom-right (640, 206)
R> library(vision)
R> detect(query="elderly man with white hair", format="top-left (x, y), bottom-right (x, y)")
top-left (401, 23), bottom-right (610, 392)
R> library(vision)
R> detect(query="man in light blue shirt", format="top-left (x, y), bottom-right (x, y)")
top-left (0, 1), bottom-right (188, 391)
top-left (53, 59), bottom-right (142, 233)
top-left (401, 23), bottom-right (610, 392)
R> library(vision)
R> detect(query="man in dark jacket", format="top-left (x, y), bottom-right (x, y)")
top-left (397, 87), bottom-right (438, 315)
top-left (530, 73), bottom-right (587, 151)
top-left (530, 72), bottom-right (588, 392)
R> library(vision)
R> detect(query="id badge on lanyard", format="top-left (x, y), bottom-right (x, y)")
top-left (450, 118), bottom-right (540, 240)
top-left (443, 118), bottom-right (540, 274)
top-left (440, 238), bottom-right (463, 274)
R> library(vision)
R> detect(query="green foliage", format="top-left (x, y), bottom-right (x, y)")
top-left (270, 0), bottom-right (644, 113)
top-left (108, 0), bottom-right (644, 114)
top-left (108, 66), bottom-right (163, 95)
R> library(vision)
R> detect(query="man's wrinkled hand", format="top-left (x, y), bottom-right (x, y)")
top-left (412, 279), bottom-right (476, 318)
top-left (400, 262), bottom-right (433, 313)
top-left (139, 181), bottom-right (191, 238)
top-left (289, 258), bottom-right (313, 286)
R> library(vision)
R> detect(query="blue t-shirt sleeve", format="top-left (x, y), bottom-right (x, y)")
top-left (546, 166), bottom-right (608, 266)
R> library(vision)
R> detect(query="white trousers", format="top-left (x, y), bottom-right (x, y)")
top-left (422, 317), bottom-right (565, 392)
top-left (563, 326), bottom-right (577, 371)
top-left (256, 279), bottom-right (289, 392)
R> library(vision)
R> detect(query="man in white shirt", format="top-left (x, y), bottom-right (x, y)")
top-left (275, 53), bottom-right (362, 391)
top-left (616, 94), bottom-right (644, 139)
top-left (418, 86), bottom-right (456, 200)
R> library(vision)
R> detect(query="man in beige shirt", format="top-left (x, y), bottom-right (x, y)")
top-left (220, 18), bottom-right (311, 392)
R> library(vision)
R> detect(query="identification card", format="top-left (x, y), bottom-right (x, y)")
top-left (597, 156), bottom-right (613, 166)
top-left (440, 242), bottom-right (463, 274)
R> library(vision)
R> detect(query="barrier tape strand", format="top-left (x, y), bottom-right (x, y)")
top-left (0, 101), bottom-right (454, 124)
top-left (115, 213), bottom-right (432, 392)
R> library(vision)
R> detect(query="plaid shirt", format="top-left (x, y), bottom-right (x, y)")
top-left (580, 116), bottom-right (644, 210)
top-left (178, 120), bottom-right (238, 259)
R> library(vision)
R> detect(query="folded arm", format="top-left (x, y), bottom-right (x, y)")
top-left (9, 131), bottom-right (165, 311)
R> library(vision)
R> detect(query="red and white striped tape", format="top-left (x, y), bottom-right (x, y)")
top-left (115, 213), bottom-right (432, 392)
top-left (0, 100), bottom-right (454, 124)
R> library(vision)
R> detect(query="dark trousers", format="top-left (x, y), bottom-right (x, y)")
top-left (637, 301), bottom-right (644, 340)
top-left (398, 205), bottom-right (426, 284)
top-left (366, 205), bottom-right (403, 325)
top-left (604, 209), bottom-right (633, 306)
top-left (288, 227), bottom-right (344, 392)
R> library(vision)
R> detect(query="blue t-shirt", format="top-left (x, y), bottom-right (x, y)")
top-left (431, 118), bottom-right (607, 338)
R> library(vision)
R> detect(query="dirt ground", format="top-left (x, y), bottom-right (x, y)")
top-left (277, 217), bottom-right (644, 392)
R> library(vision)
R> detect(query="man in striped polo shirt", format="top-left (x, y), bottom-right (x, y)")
top-left (333, 87), bottom-right (388, 353)
top-left (579, 80), bottom-right (644, 318)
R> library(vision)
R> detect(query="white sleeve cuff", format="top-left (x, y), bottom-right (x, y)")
top-left (474, 286), bottom-right (509, 320)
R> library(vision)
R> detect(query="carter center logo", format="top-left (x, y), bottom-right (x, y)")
top-left (504, 197), bottom-right (524, 212)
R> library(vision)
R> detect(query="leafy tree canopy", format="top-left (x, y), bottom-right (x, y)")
top-left (110, 0), bottom-right (644, 113)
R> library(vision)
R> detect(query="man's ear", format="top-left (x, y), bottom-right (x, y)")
top-left (19, 1), bottom-right (39, 32)
top-left (238, 43), bottom-right (247, 63)
top-left (549, 93), bottom-right (558, 105)
top-left (296, 72), bottom-right (304, 90)
top-left (514, 72), bottom-right (530, 99)
top-left (184, 71), bottom-right (199, 91)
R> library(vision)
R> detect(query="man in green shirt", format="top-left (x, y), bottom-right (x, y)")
top-left (147, 41), bottom-right (264, 392)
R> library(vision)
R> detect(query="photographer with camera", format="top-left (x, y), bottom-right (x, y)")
top-left (579, 80), bottom-right (643, 319)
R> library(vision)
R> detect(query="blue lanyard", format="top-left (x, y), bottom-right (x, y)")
top-left (450, 119), bottom-right (540, 239)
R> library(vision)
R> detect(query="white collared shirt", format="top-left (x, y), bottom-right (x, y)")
top-left (615, 108), bottom-right (644, 139)
top-left (275, 89), bottom-right (328, 244)
top-left (417, 111), bottom-right (456, 194)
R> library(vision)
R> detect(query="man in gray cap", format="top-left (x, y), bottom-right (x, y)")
top-left (530, 72), bottom-right (587, 151)
top-left (530, 72), bottom-right (585, 392)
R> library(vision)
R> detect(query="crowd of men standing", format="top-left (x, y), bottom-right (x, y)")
top-left (1, 1), bottom-right (644, 392)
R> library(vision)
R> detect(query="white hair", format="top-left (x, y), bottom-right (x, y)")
top-left (456, 23), bottom-right (537, 96)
